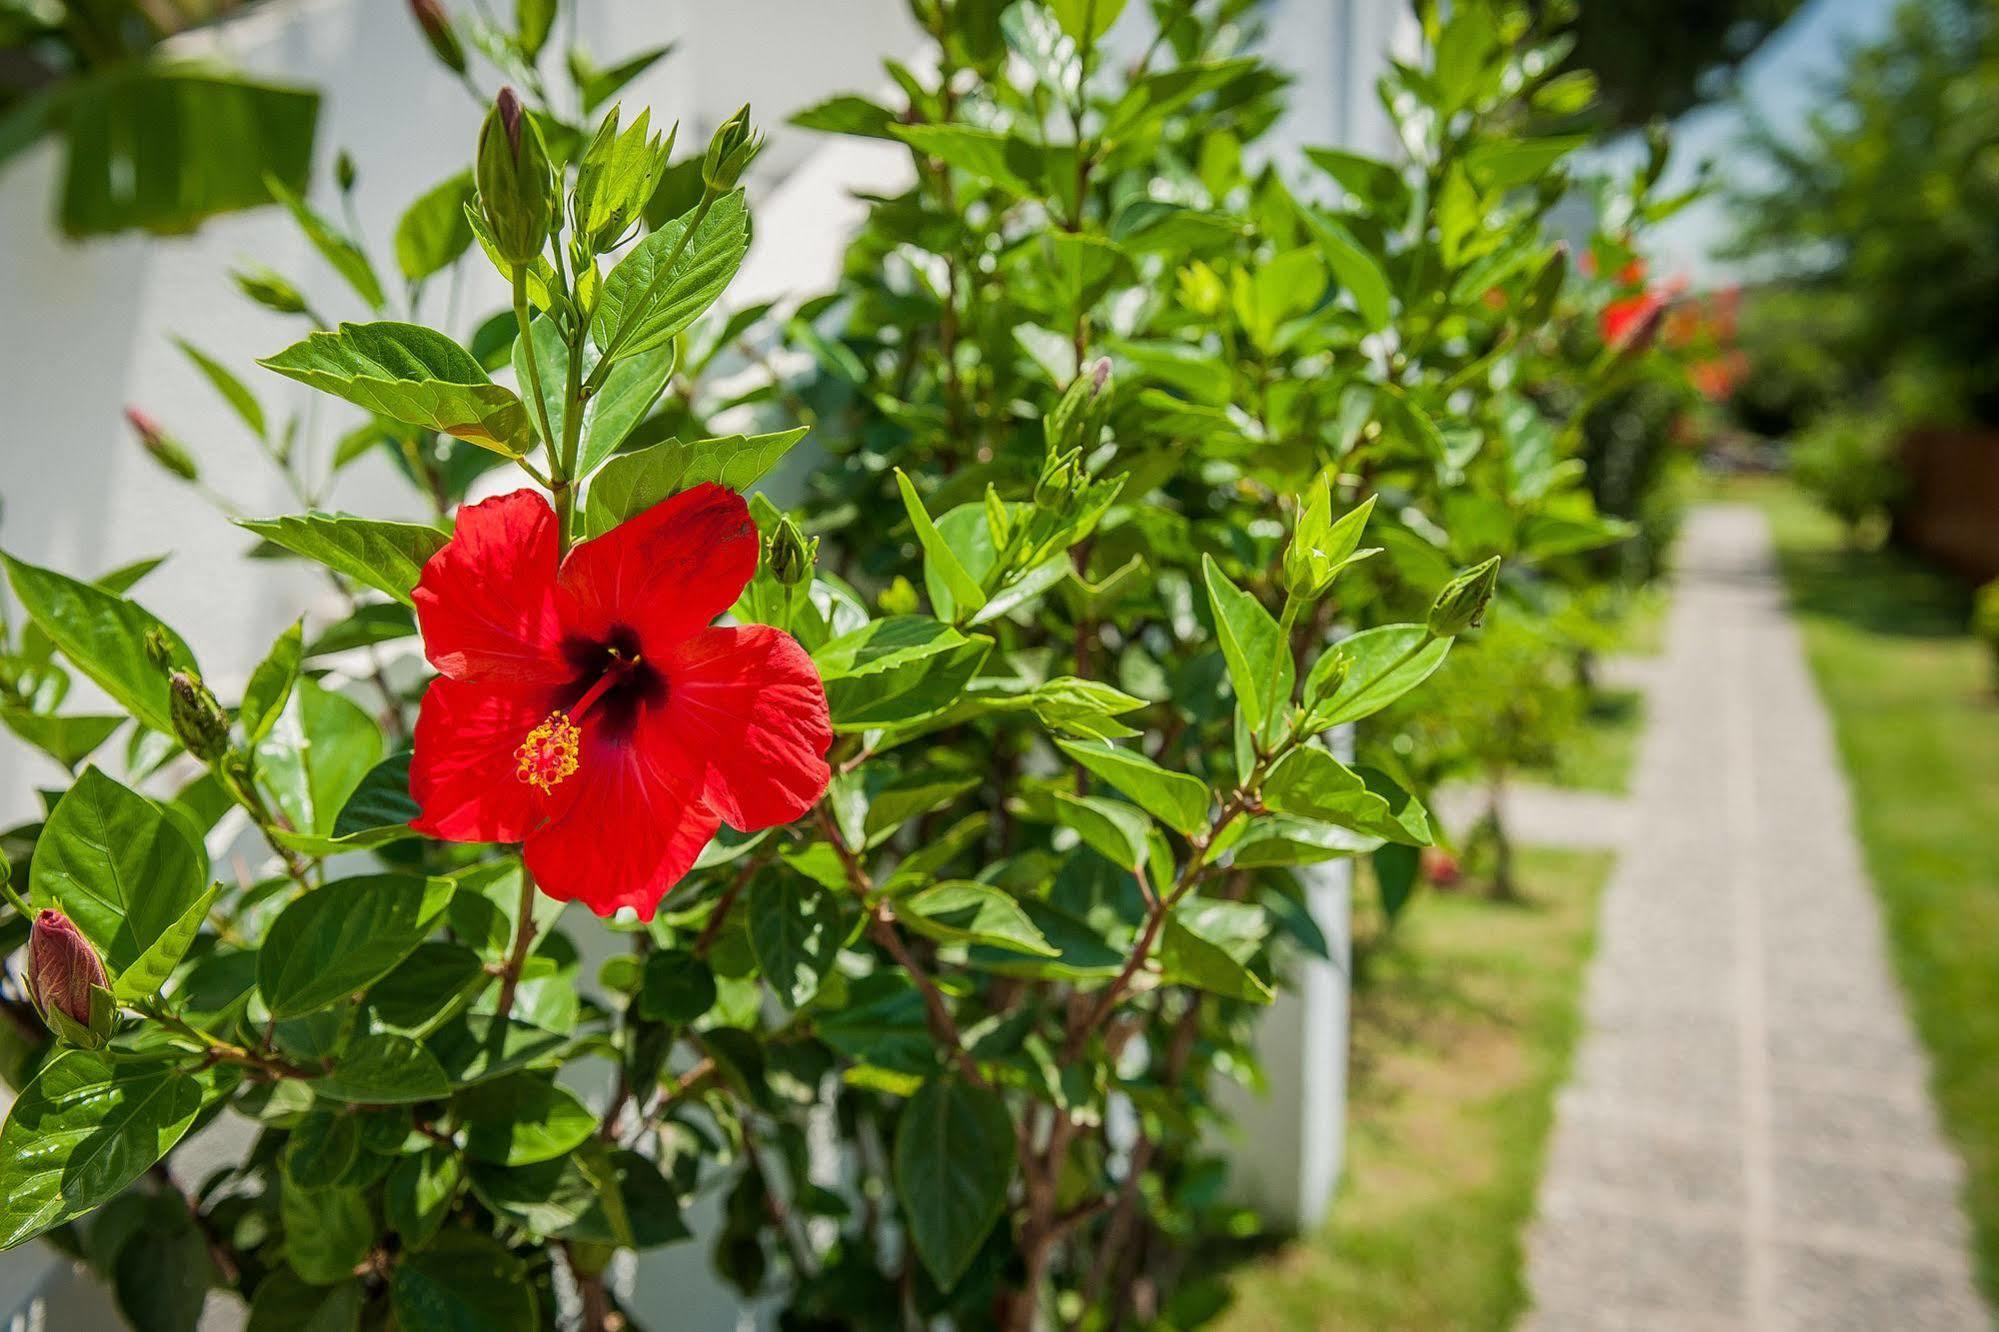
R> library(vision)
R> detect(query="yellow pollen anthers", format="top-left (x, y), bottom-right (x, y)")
top-left (515, 711), bottom-right (581, 794)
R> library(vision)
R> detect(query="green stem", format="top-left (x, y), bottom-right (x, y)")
top-left (512, 266), bottom-right (560, 470)
top-left (585, 189), bottom-right (718, 393)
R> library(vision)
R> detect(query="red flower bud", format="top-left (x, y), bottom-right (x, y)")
top-left (28, 909), bottom-right (108, 1029)
top-left (409, 0), bottom-right (466, 75)
top-left (497, 86), bottom-right (525, 161)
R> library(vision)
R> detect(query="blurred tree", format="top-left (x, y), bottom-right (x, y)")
top-left (1725, 0), bottom-right (1999, 422)
top-left (1533, 0), bottom-right (1805, 127)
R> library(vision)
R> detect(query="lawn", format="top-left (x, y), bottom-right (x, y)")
top-left (1743, 476), bottom-right (1999, 1304)
top-left (1210, 849), bottom-right (1613, 1332)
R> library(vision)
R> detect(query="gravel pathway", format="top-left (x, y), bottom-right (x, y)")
top-left (1522, 505), bottom-right (1990, 1330)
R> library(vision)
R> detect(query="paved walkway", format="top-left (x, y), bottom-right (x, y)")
top-left (1523, 505), bottom-right (1990, 1330)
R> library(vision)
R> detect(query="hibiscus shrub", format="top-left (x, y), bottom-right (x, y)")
top-left (0, 1), bottom-right (1645, 1329)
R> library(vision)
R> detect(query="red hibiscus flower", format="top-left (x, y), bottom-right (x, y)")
top-left (408, 484), bottom-right (833, 918)
top-left (1600, 291), bottom-right (1667, 351)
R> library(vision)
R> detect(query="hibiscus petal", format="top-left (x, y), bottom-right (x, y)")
top-left (523, 737), bottom-right (720, 919)
top-left (556, 483), bottom-right (758, 654)
top-left (409, 677), bottom-right (565, 843)
top-left (654, 625), bottom-right (833, 832)
top-left (414, 489), bottom-right (568, 684)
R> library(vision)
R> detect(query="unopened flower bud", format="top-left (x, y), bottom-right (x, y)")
top-left (334, 150), bottom-right (359, 195)
top-left (1090, 357), bottom-right (1111, 396)
top-left (764, 515), bottom-right (816, 587)
top-left (1427, 556), bottom-right (1501, 638)
top-left (477, 87), bottom-right (555, 267)
top-left (27, 909), bottom-right (113, 1049)
top-left (702, 104), bottom-right (764, 193)
top-left (409, 0), bottom-right (466, 74)
top-left (125, 408), bottom-right (199, 482)
top-left (169, 670), bottom-right (231, 763)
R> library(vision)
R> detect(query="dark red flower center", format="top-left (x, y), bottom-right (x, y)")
top-left (513, 625), bottom-right (666, 793)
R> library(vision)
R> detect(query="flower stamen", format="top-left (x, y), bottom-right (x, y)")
top-left (515, 712), bottom-right (581, 793)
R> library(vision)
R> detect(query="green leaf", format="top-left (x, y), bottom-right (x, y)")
top-left (895, 469), bottom-right (987, 619)
top-left (814, 617), bottom-right (993, 731)
top-left (314, 1033), bottom-right (453, 1104)
top-left (1048, 0), bottom-right (1127, 43)
top-left (1050, 790), bottom-right (1151, 869)
top-left (581, 428), bottom-right (807, 536)
top-left (748, 872), bottom-right (850, 1009)
top-left (427, 1015), bottom-right (569, 1085)
top-left (2, 552), bottom-right (193, 734)
top-left (1462, 136), bottom-right (1586, 189)
top-left (1304, 624), bottom-right (1451, 727)
top-left (467, 1144), bottom-right (685, 1247)
top-left (236, 513), bottom-right (447, 607)
top-left (280, 1180), bottom-right (372, 1284)
top-left (175, 338), bottom-right (267, 439)
top-left (1228, 815), bottom-right (1380, 867)
top-left (31, 767), bottom-right (212, 1004)
top-left (241, 617), bottom-right (304, 744)
top-left (638, 950), bottom-right (717, 1023)
top-left (50, 68), bottom-right (316, 239)
top-left (391, 1229), bottom-right (538, 1331)
top-left (259, 322), bottom-right (533, 457)
top-left (592, 189), bottom-right (750, 361)
top-left (966, 898), bottom-right (1123, 980)
top-left (790, 93), bottom-right (900, 140)
top-left (370, 941), bottom-right (484, 1030)
top-left (394, 170), bottom-right (477, 282)
top-left (1373, 843), bottom-right (1420, 923)
top-left (385, 1147), bottom-right (460, 1250)
top-left (1054, 738), bottom-right (1208, 835)
top-left (258, 874), bottom-right (454, 1018)
top-left (512, 316), bottom-right (677, 483)
top-left (890, 125), bottom-right (1044, 199)
top-left (246, 1272), bottom-right (364, 1332)
top-left (0, 707), bottom-right (123, 770)
top-left (0, 1052), bottom-right (230, 1249)
top-left (1296, 204), bottom-right (1392, 331)
top-left (900, 881), bottom-right (1056, 956)
top-left (331, 751), bottom-right (420, 843)
top-left (267, 176), bottom-right (383, 309)
top-left (894, 1077), bottom-right (1015, 1289)
top-left (1201, 555), bottom-right (1292, 740)
top-left (1262, 749), bottom-right (1432, 846)
top-left (305, 602), bottom-right (417, 657)
top-left (284, 1110), bottom-right (361, 1190)
top-left (1160, 899), bottom-right (1273, 1002)
top-left (455, 1073), bottom-right (593, 1165)
top-left (255, 679), bottom-right (386, 839)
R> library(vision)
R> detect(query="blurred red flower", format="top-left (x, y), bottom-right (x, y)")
top-left (409, 485), bottom-right (832, 918)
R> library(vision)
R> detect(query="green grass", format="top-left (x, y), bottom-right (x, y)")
top-left (1210, 849), bottom-right (1612, 1332)
top-left (1737, 476), bottom-right (1999, 1306)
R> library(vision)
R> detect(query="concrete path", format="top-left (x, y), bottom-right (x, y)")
top-left (1522, 505), bottom-right (1991, 1331)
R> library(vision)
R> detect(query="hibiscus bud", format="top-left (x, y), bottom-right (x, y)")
top-left (764, 514), bottom-right (817, 587)
top-left (1090, 356), bottom-right (1111, 396)
top-left (1427, 557), bottom-right (1501, 638)
top-left (409, 0), bottom-right (467, 74)
top-left (125, 408), bottom-right (199, 482)
top-left (477, 87), bottom-right (555, 268)
top-left (232, 264), bottom-right (309, 316)
top-left (27, 909), bottom-right (114, 1049)
top-left (1421, 846), bottom-right (1462, 887)
top-left (334, 150), bottom-right (359, 195)
top-left (702, 104), bottom-right (764, 194)
top-left (168, 670), bottom-right (231, 763)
